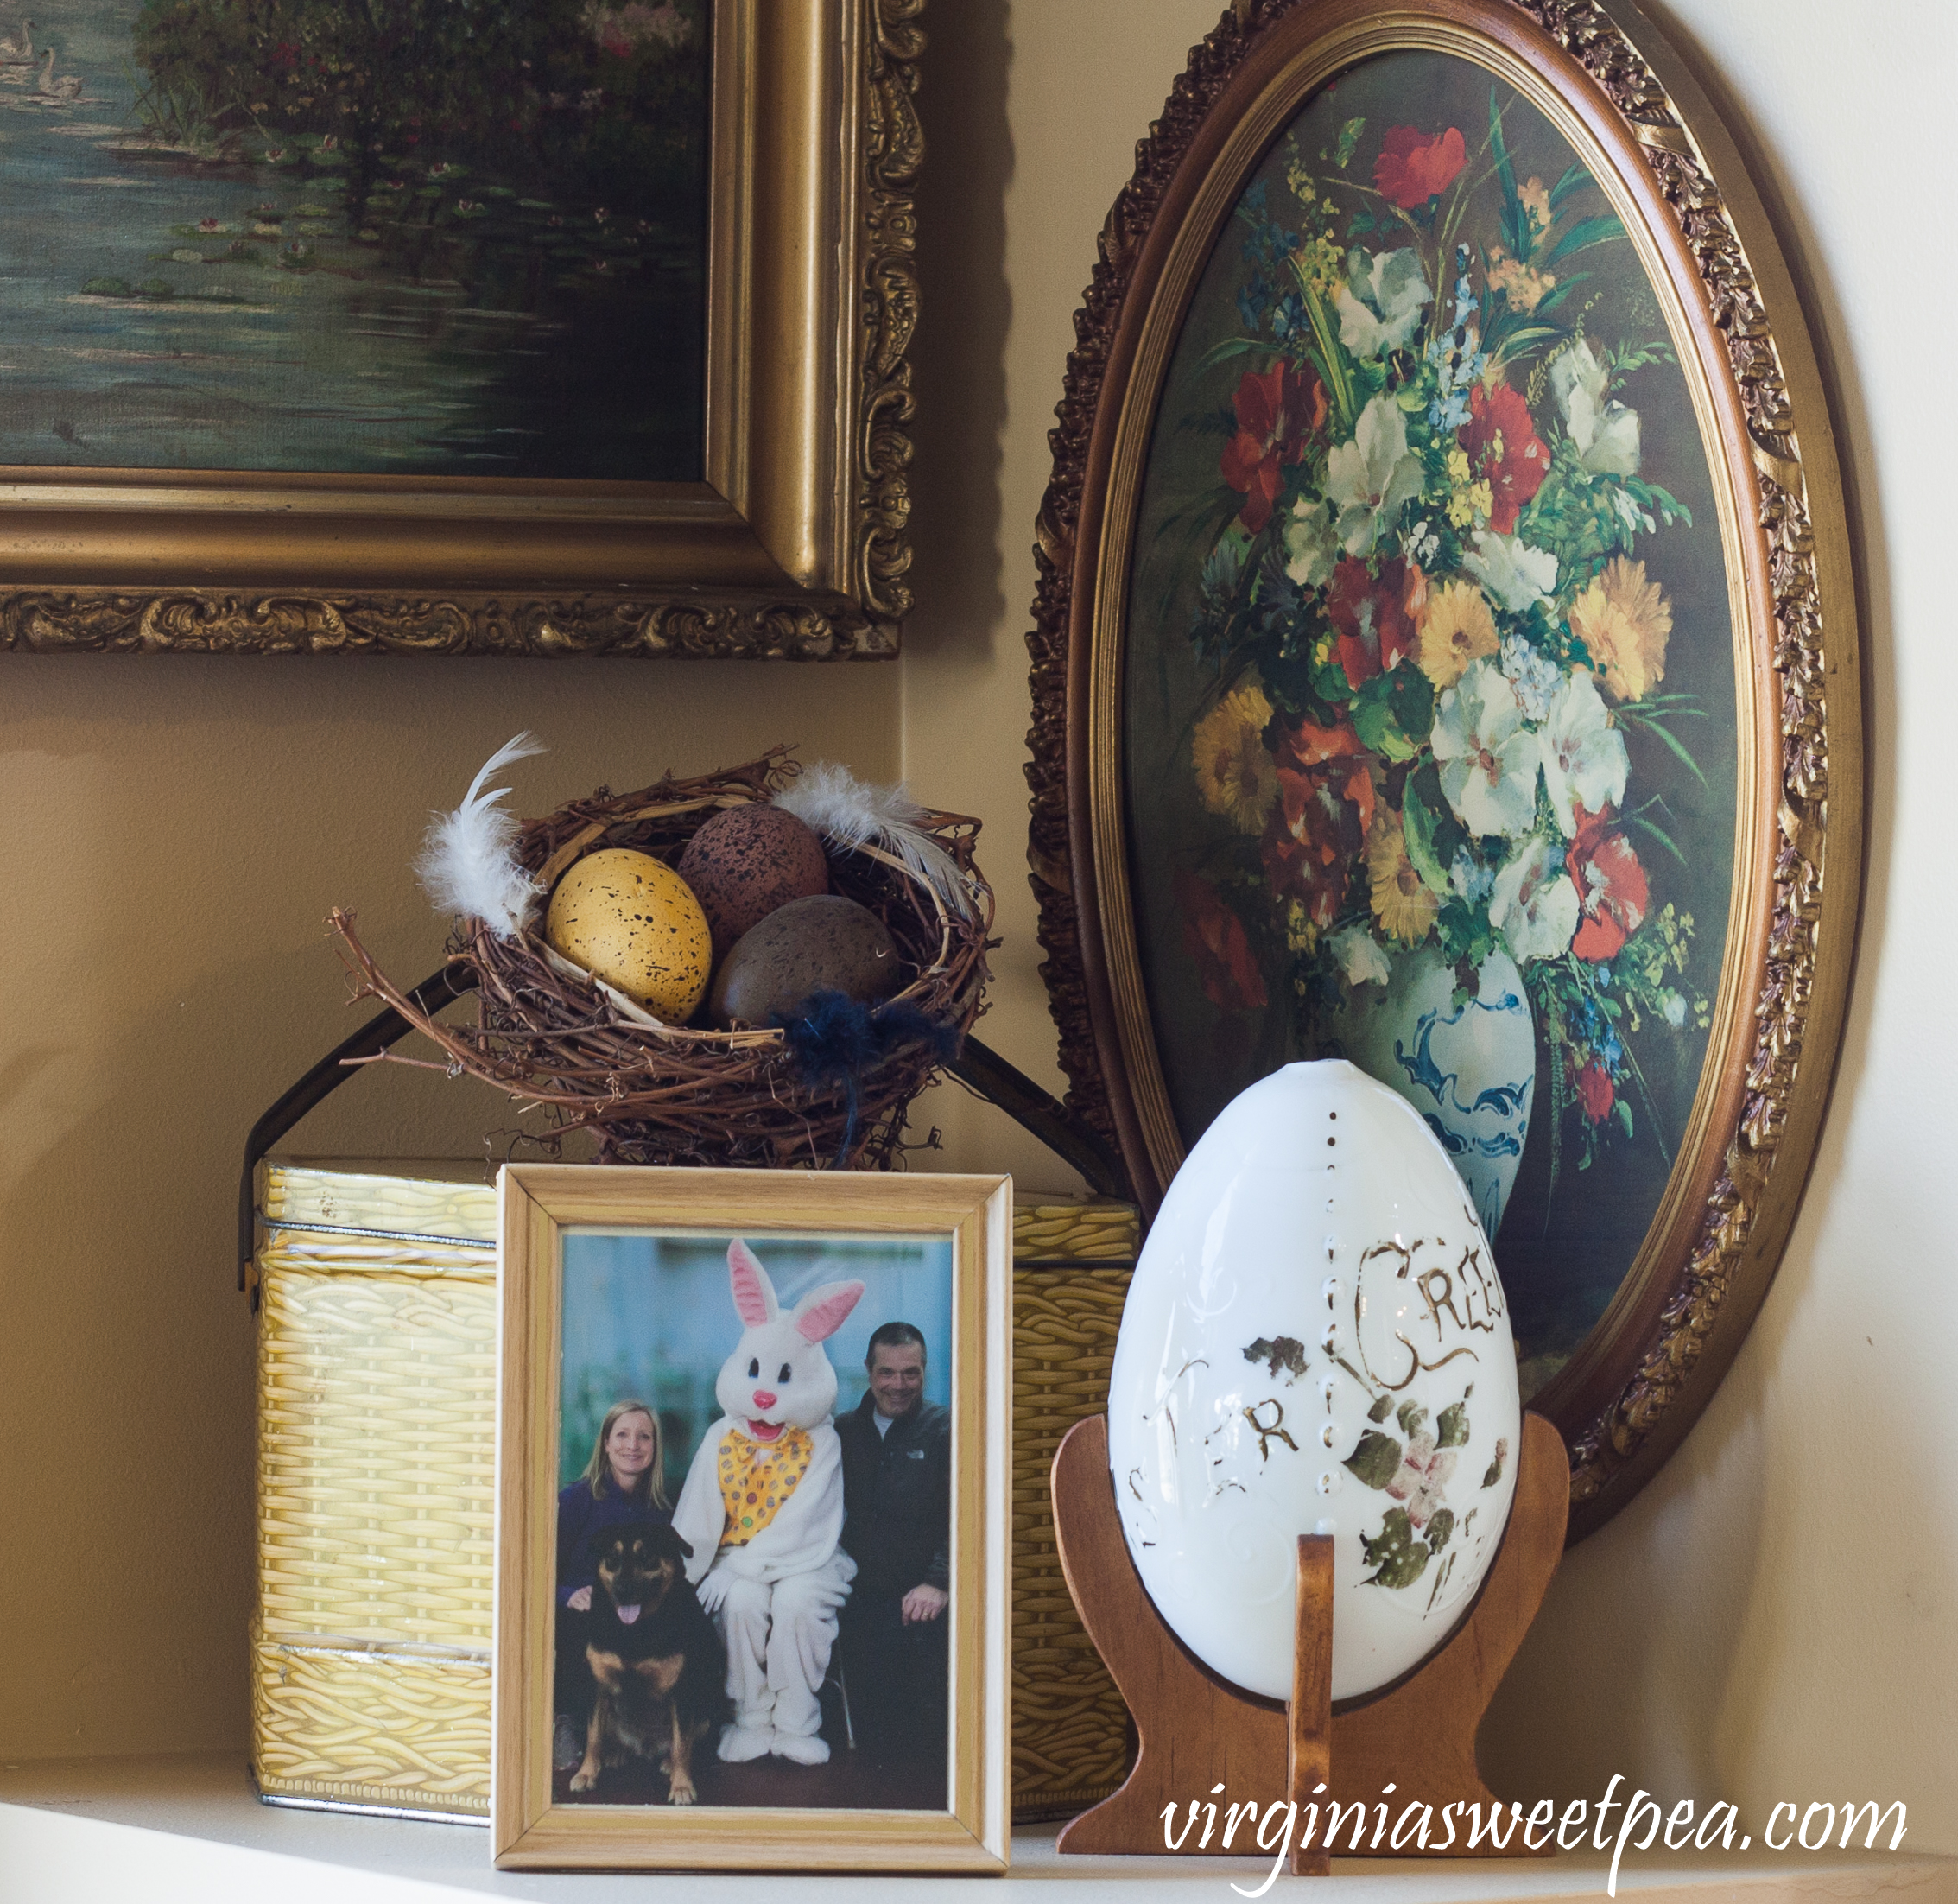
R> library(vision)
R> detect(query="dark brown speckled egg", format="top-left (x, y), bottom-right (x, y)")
top-left (708, 894), bottom-right (901, 1027)
top-left (678, 803), bottom-right (830, 956)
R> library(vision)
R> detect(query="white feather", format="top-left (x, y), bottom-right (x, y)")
top-left (415, 733), bottom-right (548, 937)
top-left (774, 762), bottom-right (973, 916)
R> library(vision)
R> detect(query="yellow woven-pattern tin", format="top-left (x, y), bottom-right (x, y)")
top-left (251, 1167), bottom-right (1138, 1823)
top-left (253, 1165), bottom-right (497, 1816)
top-left (251, 1619), bottom-right (492, 1815)
top-left (1008, 1255), bottom-right (1134, 1818)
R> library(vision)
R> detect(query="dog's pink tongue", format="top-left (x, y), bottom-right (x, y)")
top-left (616, 1605), bottom-right (642, 1625)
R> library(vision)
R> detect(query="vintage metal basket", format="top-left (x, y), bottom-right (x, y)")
top-left (251, 1162), bottom-right (499, 1819)
top-left (249, 1158), bottom-right (1136, 1823)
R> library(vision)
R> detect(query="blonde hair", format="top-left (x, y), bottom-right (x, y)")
top-left (580, 1399), bottom-right (669, 1509)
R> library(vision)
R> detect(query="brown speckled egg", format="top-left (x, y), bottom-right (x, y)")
top-left (708, 894), bottom-right (901, 1027)
top-left (678, 803), bottom-right (830, 955)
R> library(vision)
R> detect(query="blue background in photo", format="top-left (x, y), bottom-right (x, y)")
top-left (559, 1229), bottom-right (954, 1494)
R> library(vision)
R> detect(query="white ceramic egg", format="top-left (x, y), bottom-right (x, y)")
top-left (1106, 1060), bottom-right (1520, 1703)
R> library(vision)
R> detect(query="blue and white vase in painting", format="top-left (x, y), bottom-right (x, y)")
top-left (1332, 942), bottom-right (1535, 1237)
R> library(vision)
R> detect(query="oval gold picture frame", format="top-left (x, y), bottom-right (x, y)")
top-left (1024, 0), bottom-right (1861, 1539)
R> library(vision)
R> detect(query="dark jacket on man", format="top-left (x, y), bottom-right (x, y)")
top-left (836, 1390), bottom-right (950, 1596)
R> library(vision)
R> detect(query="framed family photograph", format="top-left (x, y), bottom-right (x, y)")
top-left (1023, 0), bottom-right (1860, 1539)
top-left (492, 1165), bottom-right (1011, 1873)
top-left (0, 0), bottom-right (922, 658)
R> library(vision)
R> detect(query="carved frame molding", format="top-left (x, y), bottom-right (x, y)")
top-left (1022, 0), bottom-right (1862, 1537)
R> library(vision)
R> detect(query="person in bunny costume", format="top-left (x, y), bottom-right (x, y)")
top-left (671, 1238), bottom-right (865, 1765)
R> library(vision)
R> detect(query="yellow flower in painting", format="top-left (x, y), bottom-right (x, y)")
top-left (1518, 175), bottom-right (1552, 239)
top-left (1486, 246), bottom-right (1556, 314)
top-left (1192, 681), bottom-right (1279, 832)
top-left (1290, 231), bottom-right (1345, 299)
top-left (1442, 446), bottom-right (1492, 530)
top-left (1365, 806), bottom-right (1438, 946)
top-left (1568, 555), bottom-right (1673, 701)
top-left (1416, 578), bottom-right (1500, 689)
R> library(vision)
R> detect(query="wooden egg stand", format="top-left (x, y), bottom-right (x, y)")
top-left (1051, 1411), bottom-right (1568, 1873)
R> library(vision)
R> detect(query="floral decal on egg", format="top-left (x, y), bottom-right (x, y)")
top-left (1343, 1390), bottom-right (1474, 1603)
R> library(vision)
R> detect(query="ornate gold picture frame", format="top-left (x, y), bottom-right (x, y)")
top-left (1023, 0), bottom-right (1861, 1539)
top-left (0, 0), bottom-right (921, 659)
top-left (493, 1165), bottom-right (1011, 1872)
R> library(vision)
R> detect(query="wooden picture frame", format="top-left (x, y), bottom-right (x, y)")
top-left (492, 1165), bottom-right (1011, 1873)
top-left (0, 0), bottom-right (922, 660)
top-left (1023, 0), bottom-right (1861, 1539)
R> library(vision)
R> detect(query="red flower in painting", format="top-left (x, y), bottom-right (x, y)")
top-left (1373, 125), bottom-right (1467, 209)
top-left (1566, 803), bottom-right (1651, 962)
top-left (1457, 380), bottom-right (1549, 533)
top-left (1220, 361), bottom-right (1327, 533)
top-left (1575, 1057), bottom-right (1615, 1125)
top-left (1259, 718), bottom-right (1376, 931)
top-left (1324, 556), bottom-right (1422, 690)
top-left (1176, 871), bottom-right (1268, 1012)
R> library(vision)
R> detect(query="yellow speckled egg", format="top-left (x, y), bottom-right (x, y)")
top-left (544, 847), bottom-right (712, 1022)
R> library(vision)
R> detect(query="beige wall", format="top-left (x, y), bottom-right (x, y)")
top-left (5, 0), bottom-right (1954, 1855)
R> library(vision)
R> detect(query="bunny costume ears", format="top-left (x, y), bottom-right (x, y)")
top-left (728, 1239), bottom-right (864, 1344)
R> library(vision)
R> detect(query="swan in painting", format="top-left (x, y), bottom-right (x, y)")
top-left (0, 19), bottom-right (31, 60)
top-left (31, 44), bottom-right (79, 98)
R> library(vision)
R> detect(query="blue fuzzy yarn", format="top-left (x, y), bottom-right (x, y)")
top-left (768, 989), bottom-right (961, 1165)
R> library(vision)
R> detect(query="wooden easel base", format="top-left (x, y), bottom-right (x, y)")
top-left (1051, 1411), bottom-right (1568, 1862)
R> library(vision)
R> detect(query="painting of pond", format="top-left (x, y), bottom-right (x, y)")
top-left (0, 0), bottom-right (708, 480)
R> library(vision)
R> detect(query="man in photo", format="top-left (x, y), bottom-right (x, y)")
top-left (834, 1322), bottom-right (950, 1763)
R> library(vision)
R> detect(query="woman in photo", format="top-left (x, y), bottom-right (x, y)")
top-left (554, 1399), bottom-right (670, 1768)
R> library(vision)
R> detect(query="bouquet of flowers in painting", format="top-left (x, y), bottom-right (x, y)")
top-left (1151, 81), bottom-right (1724, 1268)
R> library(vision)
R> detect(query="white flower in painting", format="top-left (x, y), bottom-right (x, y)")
top-left (1431, 658), bottom-right (1542, 841)
top-left (1490, 833), bottom-right (1581, 962)
top-left (1661, 990), bottom-right (1687, 1027)
top-left (1538, 670), bottom-right (1629, 836)
top-left (1283, 496), bottom-right (1340, 589)
top-left (1331, 923), bottom-right (1391, 987)
top-left (1400, 516), bottom-right (1441, 568)
top-left (1461, 530), bottom-right (1558, 615)
top-left (1327, 395), bottom-right (1424, 557)
top-left (1612, 487), bottom-right (1655, 536)
top-left (1449, 845), bottom-right (1494, 905)
top-left (1334, 248), bottom-right (1432, 359)
top-left (1499, 632), bottom-right (1562, 724)
top-left (1551, 337), bottom-right (1641, 477)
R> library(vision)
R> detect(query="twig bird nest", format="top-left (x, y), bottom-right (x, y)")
top-left (331, 743), bottom-right (992, 1170)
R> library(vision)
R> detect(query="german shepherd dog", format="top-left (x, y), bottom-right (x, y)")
top-left (569, 1520), bottom-right (728, 1803)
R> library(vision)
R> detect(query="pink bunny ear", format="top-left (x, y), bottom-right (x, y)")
top-left (727, 1239), bottom-right (776, 1327)
top-left (793, 1279), bottom-right (865, 1345)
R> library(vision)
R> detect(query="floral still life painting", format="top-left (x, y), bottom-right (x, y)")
top-left (0, 0), bottom-right (707, 479)
top-left (1124, 51), bottom-right (1739, 1399)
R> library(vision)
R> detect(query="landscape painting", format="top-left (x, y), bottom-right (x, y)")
top-left (0, 0), bottom-right (709, 480)
top-left (1120, 51), bottom-right (1739, 1399)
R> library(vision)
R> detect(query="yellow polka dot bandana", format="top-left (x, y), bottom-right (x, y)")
top-left (716, 1425), bottom-right (814, 1546)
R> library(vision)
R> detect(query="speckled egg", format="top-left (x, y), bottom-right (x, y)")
top-left (708, 894), bottom-right (900, 1027)
top-left (545, 847), bottom-right (713, 1022)
top-left (677, 803), bottom-right (830, 955)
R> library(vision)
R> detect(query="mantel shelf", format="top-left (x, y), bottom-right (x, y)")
top-left (0, 1755), bottom-right (1948, 1904)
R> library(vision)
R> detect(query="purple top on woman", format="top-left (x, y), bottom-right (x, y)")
top-left (555, 1481), bottom-right (672, 1607)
